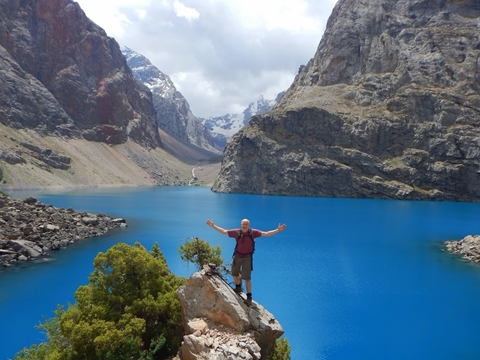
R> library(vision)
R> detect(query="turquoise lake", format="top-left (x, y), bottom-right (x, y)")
top-left (1, 186), bottom-right (480, 359)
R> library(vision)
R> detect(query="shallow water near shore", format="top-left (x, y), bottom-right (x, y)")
top-left (2, 186), bottom-right (480, 359)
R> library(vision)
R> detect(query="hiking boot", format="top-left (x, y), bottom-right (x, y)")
top-left (234, 284), bottom-right (242, 293)
top-left (245, 293), bottom-right (252, 306)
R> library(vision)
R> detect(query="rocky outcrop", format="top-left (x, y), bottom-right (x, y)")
top-left (17, 142), bottom-right (71, 170)
top-left (0, 193), bottom-right (126, 268)
top-left (213, 0), bottom-right (480, 201)
top-left (0, 0), bottom-right (161, 149)
top-left (175, 265), bottom-right (284, 360)
top-left (445, 235), bottom-right (480, 263)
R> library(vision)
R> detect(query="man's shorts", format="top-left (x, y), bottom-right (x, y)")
top-left (231, 256), bottom-right (252, 280)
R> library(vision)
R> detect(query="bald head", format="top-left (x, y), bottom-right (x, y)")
top-left (241, 219), bottom-right (250, 231)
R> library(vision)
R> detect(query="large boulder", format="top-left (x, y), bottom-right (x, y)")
top-left (176, 265), bottom-right (284, 360)
top-left (8, 240), bottom-right (42, 258)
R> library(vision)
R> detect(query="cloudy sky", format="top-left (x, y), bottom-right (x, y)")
top-left (75, 0), bottom-right (338, 118)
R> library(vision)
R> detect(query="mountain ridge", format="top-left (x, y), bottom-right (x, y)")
top-left (0, 0), bottom-right (161, 148)
top-left (213, 0), bottom-right (480, 202)
top-left (122, 46), bottom-right (222, 156)
top-left (199, 95), bottom-right (279, 137)
top-left (0, 0), bottom-right (220, 189)
top-left (199, 93), bottom-right (283, 148)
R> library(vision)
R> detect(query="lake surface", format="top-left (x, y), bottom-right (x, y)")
top-left (2, 186), bottom-right (480, 359)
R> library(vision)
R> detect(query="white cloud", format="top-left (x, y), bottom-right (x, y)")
top-left (75, 0), bottom-right (153, 38)
top-left (173, 0), bottom-right (200, 21)
top-left (227, 0), bottom-right (320, 33)
top-left (136, 9), bottom-right (147, 20)
top-left (74, 0), bottom-right (339, 117)
top-left (171, 71), bottom-right (222, 106)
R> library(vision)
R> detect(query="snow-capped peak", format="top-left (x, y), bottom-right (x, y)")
top-left (199, 93), bottom-right (282, 138)
top-left (122, 46), bottom-right (176, 98)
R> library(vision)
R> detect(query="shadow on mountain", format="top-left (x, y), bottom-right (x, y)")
top-left (159, 128), bottom-right (222, 165)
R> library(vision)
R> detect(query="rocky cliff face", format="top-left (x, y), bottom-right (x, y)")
top-left (122, 47), bottom-right (221, 155)
top-left (213, 0), bottom-right (480, 201)
top-left (0, 0), bottom-right (206, 188)
top-left (0, 0), bottom-right (161, 149)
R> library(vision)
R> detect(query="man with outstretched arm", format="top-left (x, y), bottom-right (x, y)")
top-left (206, 218), bottom-right (287, 306)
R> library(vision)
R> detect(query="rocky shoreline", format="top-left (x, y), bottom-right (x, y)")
top-left (445, 235), bottom-right (480, 264)
top-left (0, 193), bottom-right (126, 269)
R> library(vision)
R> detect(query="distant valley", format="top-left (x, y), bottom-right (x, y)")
top-left (122, 46), bottom-right (281, 152)
top-left (0, 0), bottom-right (277, 190)
top-left (2, 0), bottom-right (478, 202)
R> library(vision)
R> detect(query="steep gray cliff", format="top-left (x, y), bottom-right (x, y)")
top-left (213, 0), bottom-right (480, 201)
top-left (122, 47), bottom-right (221, 154)
top-left (0, 0), bottom-right (161, 149)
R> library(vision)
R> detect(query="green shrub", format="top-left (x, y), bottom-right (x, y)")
top-left (178, 236), bottom-right (223, 270)
top-left (15, 242), bottom-right (185, 360)
top-left (267, 337), bottom-right (292, 360)
top-left (15, 240), bottom-right (291, 360)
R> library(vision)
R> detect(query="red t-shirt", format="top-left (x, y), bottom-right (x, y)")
top-left (228, 229), bottom-right (262, 256)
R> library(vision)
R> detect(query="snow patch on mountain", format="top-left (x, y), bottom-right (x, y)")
top-left (122, 46), bottom-right (221, 153)
top-left (199, 94), bottom-right (282, 138)
top-left (122, 46), bottom-right (176, 99)
top-left (123, 46), bottom-right (285, 148)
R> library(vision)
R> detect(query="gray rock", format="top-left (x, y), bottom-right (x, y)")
top-left (0, 193), bottom-right (126, 268)
top-left (18, 254), bottom-right (28, 261)
top-left (42, 224), bottom-right (60, 232)
top-left (0, 0), bottom-right (161, 149)
top-left (9, 240), bottom-right (42, 258)
top-left (0, 149), bottom-right (26, 164)
top-left (176, 265), bottom-right (283, 360)
top-left (82, 216), bottom-right (99, 226)
top-left (112, 218), bottom-right (126, 224)
top-left (18, 143), bottom-right (72, 170)
top-left (445, 235), bottom-right (480, 263)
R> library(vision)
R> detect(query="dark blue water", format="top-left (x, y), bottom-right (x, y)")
top-left (2, 186), bottom-right (480, 360)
